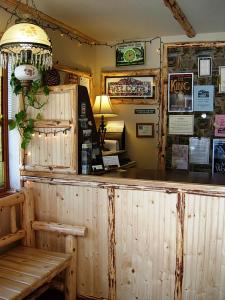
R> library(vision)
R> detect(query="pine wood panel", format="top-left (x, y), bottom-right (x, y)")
top-left (23, 85), bottom-right (78, 174)
top-left (183, 193), bottom-right (225, 300)
top-left (0, 246), bottom-right (71, 300)
top-left (26, 181), bottom-right (109, 299)
top-left (115, 189), bottom-right (177, 300)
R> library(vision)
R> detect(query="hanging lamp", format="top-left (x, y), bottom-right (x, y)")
top-left (0, 19), bottom-right (52, 70)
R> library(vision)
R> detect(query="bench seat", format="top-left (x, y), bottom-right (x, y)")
top-left (0, 246), bottom-right (71, 300)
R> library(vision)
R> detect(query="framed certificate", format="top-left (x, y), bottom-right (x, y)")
top-left (219, 66), bottom-right (225, 93)
top-left (198, 57), bottom-right (212, 77)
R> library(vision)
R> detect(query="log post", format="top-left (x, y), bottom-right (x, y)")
top-left (10, 206), bottom-right (17, 234)
top-left (22, 187), bottom-right (36, 247)
top-left (65, 235), bottom-right (77, 300)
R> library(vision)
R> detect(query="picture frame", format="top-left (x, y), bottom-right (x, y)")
top-left (168, 73), bottom-right (193, 112)
top-left (101, 69), bottom-right (159, 104)
top-left (198, 57), bottom-right (212, 77)
top-left (136, 123), bottom-right (154, 138)
top-left (116, 42), bottom-right (145, 66)
top-left (219, 66), bottom-right (225, 93)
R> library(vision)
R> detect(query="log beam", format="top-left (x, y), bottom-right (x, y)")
top-left (163, 0), bottom-right (196, 38)
top-left (0, 0), bottom-right (98, 44)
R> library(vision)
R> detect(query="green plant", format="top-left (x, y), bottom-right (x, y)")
top-left (8, 72), bottom-right (50, 149)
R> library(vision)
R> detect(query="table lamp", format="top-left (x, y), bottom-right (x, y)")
top-left (93, 95), bottom-right (116, 150)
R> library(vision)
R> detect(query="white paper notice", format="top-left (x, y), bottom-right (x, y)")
top-left (103, 155), bottom-right (120, 168)
top-left (189, 137), bottom-right (210, 164)
top-left (169, 115), bottom-right (194, 135)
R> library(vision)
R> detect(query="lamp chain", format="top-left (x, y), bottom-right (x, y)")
top-left (4, 1), bottom-right (22, 30)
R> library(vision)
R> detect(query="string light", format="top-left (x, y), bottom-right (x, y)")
top-left (0, 4), bottom-right (162, 48)
top-left (33, 127), bottom-right (71, 137)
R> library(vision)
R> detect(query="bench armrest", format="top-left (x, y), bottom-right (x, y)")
top-left (32, 221), bottom-right (87, 237)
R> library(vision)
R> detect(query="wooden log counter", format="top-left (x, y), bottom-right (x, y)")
top-left (19, 168), bottom-right (225, 300)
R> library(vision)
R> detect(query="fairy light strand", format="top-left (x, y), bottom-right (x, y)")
top-left (0, 3), bottom-right (162, 48)
top-left (33, 127), bottom-right (71, 137)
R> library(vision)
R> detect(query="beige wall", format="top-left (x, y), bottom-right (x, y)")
top-left (94, 39), bottom-right (161, 169)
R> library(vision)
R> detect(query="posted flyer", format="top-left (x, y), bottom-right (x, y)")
top-left (172, 144), bottom-right (188, 170)
top-left (189, 137), bottom-right (210, 165)
top-left (194, 85), bottom-right (214, 111)
top-left (168, 73), bottom-right (193, 112)
top-left (168, 115), bottom-right (194, 135)
top-left (215, 115), bottom-right (225, 137)
top-left (212, 139), bottom-right (225, 174)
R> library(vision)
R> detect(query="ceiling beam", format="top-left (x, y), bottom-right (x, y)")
top-left (0, 0), bottom-right (98, 43)
top-left (163, 0), bottom-right (196, 38)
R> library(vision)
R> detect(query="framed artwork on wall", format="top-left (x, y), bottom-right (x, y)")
top-left (101, 69), bottom-right (159, 104)
top-left (198, 57), bottom-right (212, 77)
top-left (136, 123), bottom-right (154, 138)
top-left (116, 42), bottom-right (145, 66)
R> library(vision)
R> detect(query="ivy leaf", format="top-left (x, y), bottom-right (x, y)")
top-left (36, 113), bottom-right (42, 120)
top-left (43, 85), bottom-right (50, 96)
top-left (21, 137), bottom-right (31, 149)
top-left (15, 110), bottom-right (27, 127)
top-left (8, 119), bottom-right (16, 130)
top-left (10, 73), bottom-right (22, 95)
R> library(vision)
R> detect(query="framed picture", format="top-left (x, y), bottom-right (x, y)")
top-left (219, 66), bottom-right (225, 93)
top-left (116, 42), bottom-right (145, 66)
top-left (101, 69), bottom-right (159, 104)
top-left (198, 57), bottom-right (212, 77)
top-left (136, 123), bottom-right (154, 138)
top-left (168, 73), bottom-right (193, 112)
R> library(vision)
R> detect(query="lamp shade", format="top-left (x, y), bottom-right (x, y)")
top-left (93, 95), bottom-right (117, 117)
top-left (0, 22), bottom-right (52, 69)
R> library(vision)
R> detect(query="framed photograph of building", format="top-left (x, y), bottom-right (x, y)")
top-left (168, 73), bottom-right (193, 112)
top-left (101, 69), bottom-right (160, 104)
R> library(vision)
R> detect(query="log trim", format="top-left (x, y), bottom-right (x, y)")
top-left (163, 0), bottom-right (196, 38)
top-left (174, 192), bottom-right (185, 300)
top-left (160, 41), bottom-right (225, 170)
top-left (0, 0), bottom-right (98, 43)
top-left (107, 187), bottom-right (116, 300)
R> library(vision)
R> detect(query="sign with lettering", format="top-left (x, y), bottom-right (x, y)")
top-left (212, 139), bottom-right (225, 174)
top-left (168, 73), bottom-right (193, 112)
top-left (134, 109), bottom-right (155, 114)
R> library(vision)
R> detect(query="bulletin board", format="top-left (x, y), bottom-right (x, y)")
top-left (160, 41), bottom-right (225, 175)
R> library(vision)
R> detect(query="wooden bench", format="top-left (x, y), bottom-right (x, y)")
top-left (0, 189), bottom-right (87, 300)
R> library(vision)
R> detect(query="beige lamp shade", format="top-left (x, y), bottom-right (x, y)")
top-left (93, 95), bottom-right (117, 117)
top-left (0, 22), bottom-right (52, 69)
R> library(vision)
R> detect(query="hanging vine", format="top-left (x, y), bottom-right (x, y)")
top-left (8, 73), bottom-right (50, 149)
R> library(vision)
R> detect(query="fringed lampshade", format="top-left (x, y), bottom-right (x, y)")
top-left (0, 21), bottom-right (52, 70)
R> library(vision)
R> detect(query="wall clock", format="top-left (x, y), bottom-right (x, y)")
top-left (116, 42), bottom-right (145, 66)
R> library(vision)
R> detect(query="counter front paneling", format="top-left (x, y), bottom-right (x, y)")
top-left (20, 169), bottom-right (225, 300)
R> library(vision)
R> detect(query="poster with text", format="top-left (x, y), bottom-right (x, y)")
top-left (169, 115), bottom-right (194, 135)
top-left (215, 115), bottom-right (225, 137)
top-left (212, 139), bottom-right (225, 174)
top-left (168, 73), bottom-right (193, 112)
top-left (189, 137), bottom-right (210, 165)
top-left (194, 85), bottom-right (214, 111)
top-left (172, 144), bottom-right (188, 170)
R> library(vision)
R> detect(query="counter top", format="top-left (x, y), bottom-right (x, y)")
top-left (21, 168), bottom-right (225, 196)
top-left (104, 168), bottom-right (225, 185)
